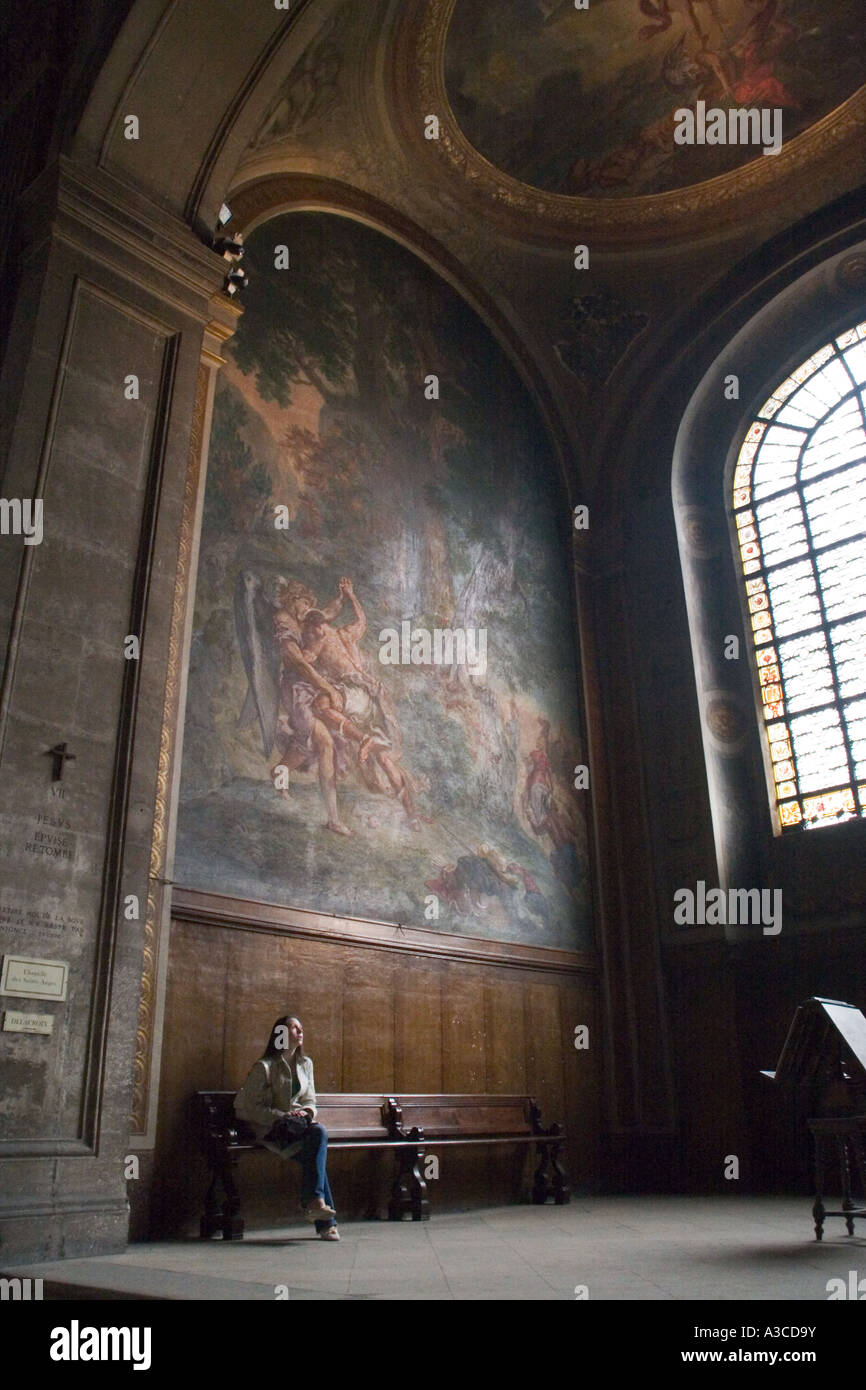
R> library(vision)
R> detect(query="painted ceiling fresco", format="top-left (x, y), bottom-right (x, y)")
top-left (444, 0), bottom-right (866, 198)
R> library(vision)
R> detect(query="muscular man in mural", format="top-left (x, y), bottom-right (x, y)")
top-left (299, 579), bottom-right (421, 829)
top-left (236, 571), bottom-right (420, 834)
top-left (271, 578), bottom-right (353, 837)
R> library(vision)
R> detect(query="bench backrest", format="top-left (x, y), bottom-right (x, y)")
top-left (195, 1090), bottom-right (389, 1144)
top-left (390, 1093), bottom-right (533, 1138)
top-left (196, 1090), bottom-right (543, 1147)
top-left (315, 1093), bottom-right (390, 1141)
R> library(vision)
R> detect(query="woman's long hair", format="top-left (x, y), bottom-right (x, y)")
top-left (264, 1014), bottom-right (305, 1062)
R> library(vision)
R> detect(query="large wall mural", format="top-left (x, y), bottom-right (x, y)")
top-left (444, 0), bottom-right (866, 198)
top-left (175, 213), bottom-right (591, 951)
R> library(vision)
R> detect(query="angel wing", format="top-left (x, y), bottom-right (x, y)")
top-left (234, 570), bottom-right (280, 757)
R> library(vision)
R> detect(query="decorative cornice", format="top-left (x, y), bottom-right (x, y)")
top-left (18, 157), bottom-right (226, 315)
top-left (172, 886), bottom-right (598, 978)
top-left (393, 0), bottom-right (866, 248)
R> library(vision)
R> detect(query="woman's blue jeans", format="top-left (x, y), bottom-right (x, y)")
top-left (290, 1122), bottom-right (336, 1231)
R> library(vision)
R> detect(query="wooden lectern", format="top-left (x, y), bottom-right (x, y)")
top-left (762, 997), bottom-right (866, 1240)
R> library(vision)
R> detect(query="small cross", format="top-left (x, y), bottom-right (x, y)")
top-left (45, 742), bottom-right (76, 781)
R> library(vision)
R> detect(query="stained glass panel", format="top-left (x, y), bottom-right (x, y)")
top-left (839, 340), bottom-right (866, 383)
top-left (733, 323), bottom-right (866, 830)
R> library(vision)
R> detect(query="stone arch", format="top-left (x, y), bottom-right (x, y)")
top-left (672, 238), bottom-right (866, 937)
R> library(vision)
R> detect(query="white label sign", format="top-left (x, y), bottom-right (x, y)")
top-left (0, 955), bottom-right (68, 1000)
top-left (3, 1011), bottom-right (54, 1035)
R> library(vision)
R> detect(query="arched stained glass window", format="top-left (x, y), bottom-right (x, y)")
top-left (732, 321), bottom-right (866, 831)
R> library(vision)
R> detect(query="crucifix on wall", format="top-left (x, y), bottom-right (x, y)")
top-left (44, 742), bottom-right (76, 782)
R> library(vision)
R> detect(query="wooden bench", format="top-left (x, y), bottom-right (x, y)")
top-left (387, 1093), bottom-right (570, 1221)
top-left (196, 1090), bottom-right (569, 1238)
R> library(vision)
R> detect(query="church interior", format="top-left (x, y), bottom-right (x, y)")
top-left (2, 0), bottom-right (866, 1312)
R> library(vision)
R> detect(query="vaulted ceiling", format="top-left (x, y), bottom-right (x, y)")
top-left (65, 0), bottom-right (866, 494)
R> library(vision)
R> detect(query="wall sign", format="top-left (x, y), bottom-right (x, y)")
top-left (3, 1011), bottom-right (54, 1035)
top-left (0, 955), bottom-right (69, 1001)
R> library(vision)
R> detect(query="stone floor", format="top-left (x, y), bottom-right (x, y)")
top-left (6, 1196), bottom-right (866, 1301)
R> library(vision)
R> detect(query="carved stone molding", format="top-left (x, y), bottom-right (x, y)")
top-left (130, 293), bottom-right (239, 1136)
top-left (130, 360), bottom-right (209, 1136)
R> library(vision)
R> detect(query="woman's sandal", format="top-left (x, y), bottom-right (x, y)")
top-left (319, 1226), bottom-right (340, 1241)
top-left (303, 1199), bottom-right (337, 1222)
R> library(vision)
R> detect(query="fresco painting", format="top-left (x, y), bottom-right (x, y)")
top-left (444, 0), bottom-right (866, 197)
top-left (175, 214), bottom-right (592, 951)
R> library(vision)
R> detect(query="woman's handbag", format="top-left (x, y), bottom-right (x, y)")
top-left (266, 1111), bottom-right (311, 1145)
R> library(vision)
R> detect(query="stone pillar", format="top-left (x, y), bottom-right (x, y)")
top-left (131, 303), bottom-right (238, 1150)
top-left (0, 156), bottom-right (230, 1260)
top-left (580, 511), bottom-right (677, 1175)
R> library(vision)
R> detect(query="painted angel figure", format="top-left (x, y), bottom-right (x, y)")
top-left (235, 572), bottom-right (419, 834)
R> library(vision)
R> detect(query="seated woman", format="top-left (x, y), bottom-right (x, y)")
top-left (234, 1014), bottom-right (339, 1240)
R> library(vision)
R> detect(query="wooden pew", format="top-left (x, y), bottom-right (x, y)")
top-left (196, 1090), bottom-right (568, 1237)
top-left (386, 1093), bottom-right (570, 1220)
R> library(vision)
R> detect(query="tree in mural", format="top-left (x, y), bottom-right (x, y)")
top-left (231, 214), bottom-right (570, 708)
top-left (204, 392), bottom-right (272, 535)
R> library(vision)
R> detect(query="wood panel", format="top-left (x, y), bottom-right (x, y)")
top-left (395, 959), bottom-right (444, 1092)
top-left (438, 965), bottom-right (489, 1204)
top-left (146, 917), bottom-right (600, 1235)
top-left (560, 975), bottom-right (600, 1190)
top-left (483, 975), bottom-right (526, 1094)
top-left (342, 954), bottom-right (396, 1093)
top-left (481, 974), bottom-right (531, 1199)
top-left (279, 935), bottom-right (346, 1093)
top-left (441, 965), bottom-right (487, 1092)
top-left (525, 980), bottom-right (564, 1118)
top-left (223, 930), bottom-right (291, 1090)
top-left (151, 921), bottom-right (229, 1234)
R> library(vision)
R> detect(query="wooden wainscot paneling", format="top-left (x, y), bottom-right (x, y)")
top-left (147, 891), bottom-right (599, 1234)
top-left (483, 975), bottom-right (526, 1095)
top-left (171, 887), bottom-right (594, 975)
top-left (151, 920), bottom-right (230, 1236)
top-left (395, 959), bottom-right (445, 1093)
top-left (560, 975), bottom-right (600, 1188)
